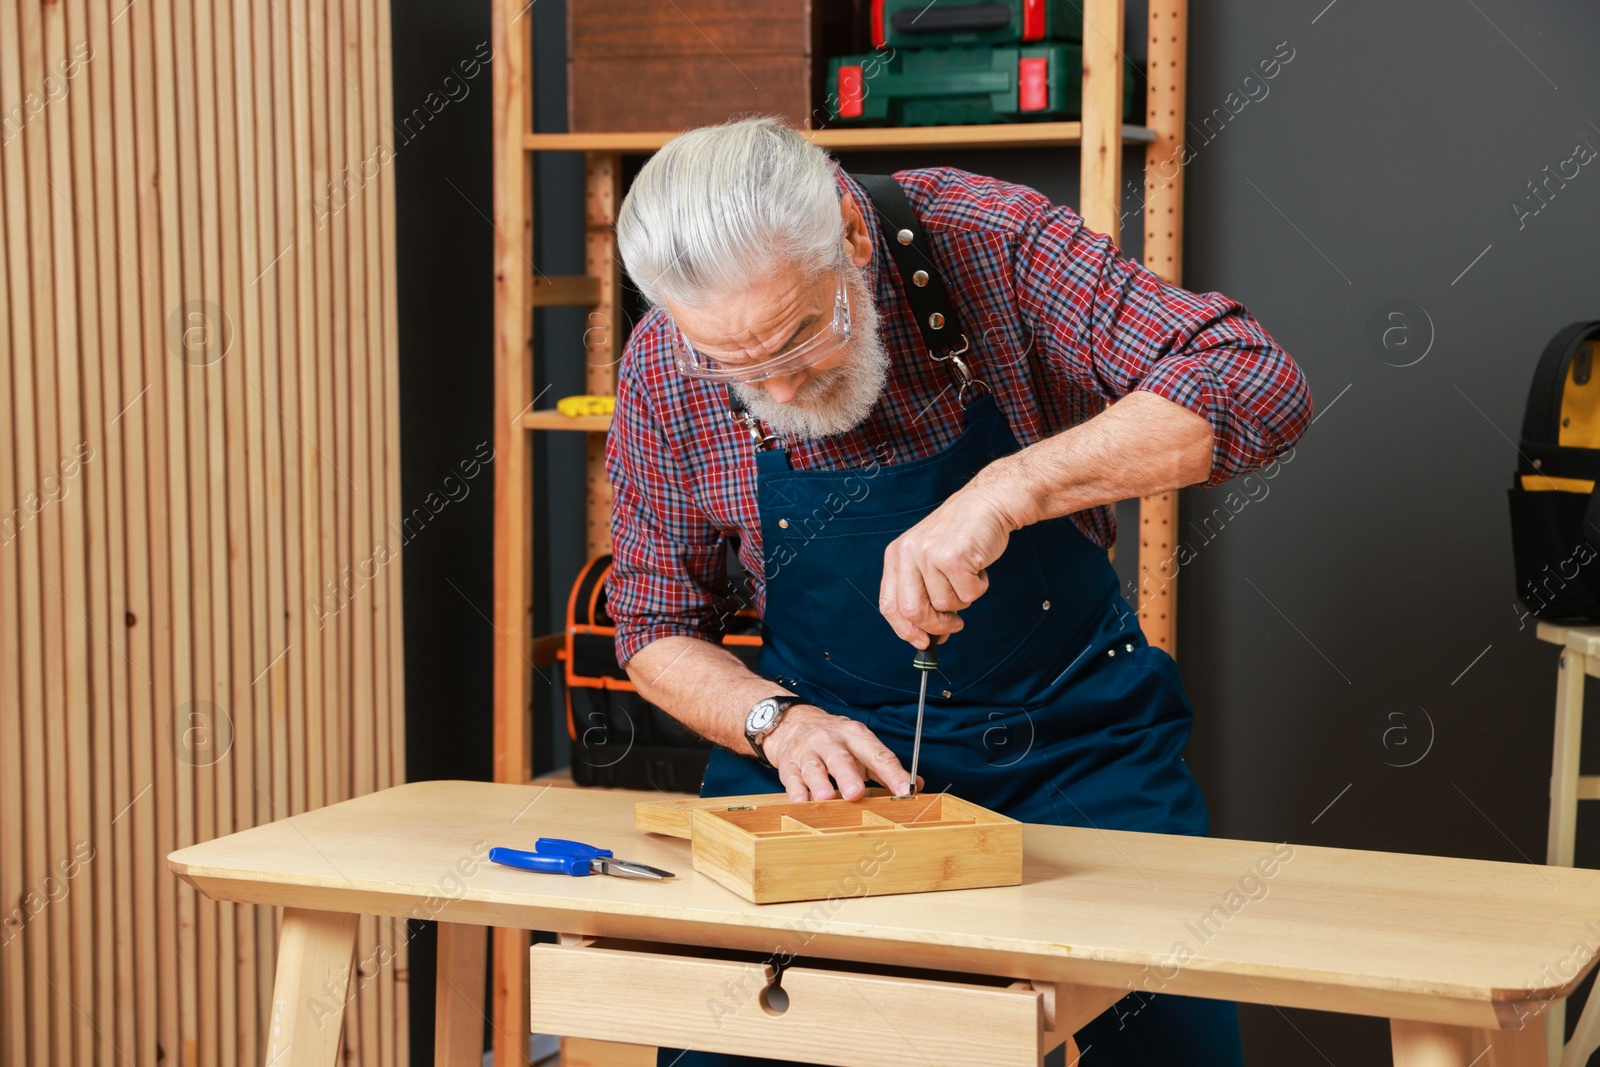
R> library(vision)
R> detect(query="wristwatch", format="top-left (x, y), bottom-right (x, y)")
top-left (744, 696), bottom-right (800, 769)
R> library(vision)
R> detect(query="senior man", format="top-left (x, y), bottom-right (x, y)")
top-left (605, 116), bottom-right (1311, 1066)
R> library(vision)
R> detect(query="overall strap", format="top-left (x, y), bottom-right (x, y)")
top-left (849, 172), bottom-right (983, 401)
top-left (851, 173), bottom-right (966, 355)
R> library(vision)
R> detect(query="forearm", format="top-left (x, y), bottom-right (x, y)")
top-left (979, 390), bottom-right (1214, 530)
top-left (624, 634), bottom-right (918, 799)
top-left (624, 635), bottom-right (796, 754)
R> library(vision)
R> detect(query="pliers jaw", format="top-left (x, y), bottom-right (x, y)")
top-left (594, 857), bottom-right (675, 880)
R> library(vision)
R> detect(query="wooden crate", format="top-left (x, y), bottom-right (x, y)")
top-left (636, 790), bottom-right (1022, 904)
top-left (567, 0), bottom-right (866, 132)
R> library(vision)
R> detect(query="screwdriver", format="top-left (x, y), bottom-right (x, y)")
top-left (906, 639), bottom-right (939, 797)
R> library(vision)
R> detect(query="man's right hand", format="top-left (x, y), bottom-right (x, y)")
top-left (762, 705), bottom-right (922, 802)
top-left (622, 636), bottom-right (925, 802)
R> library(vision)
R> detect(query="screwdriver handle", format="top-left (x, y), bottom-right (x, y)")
top-left (912, 641), bottom-right (939, 671)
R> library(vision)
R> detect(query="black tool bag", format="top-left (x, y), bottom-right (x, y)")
top-left (1508, 321), bottom-right (1600, 622)
top-left (562, 554), bottom-right (762, 791)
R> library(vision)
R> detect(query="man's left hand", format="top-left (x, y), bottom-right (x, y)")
top-left (878, 478), bottom-right (1018, 647)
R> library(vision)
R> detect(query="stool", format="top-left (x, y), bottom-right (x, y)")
top-left (1534, 621), bottom-right (1600, 1067)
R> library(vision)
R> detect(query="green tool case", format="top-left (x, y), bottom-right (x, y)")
top-left (828, 44), bottom-right (1136, 126)
top-left (872, 0), bottom-right (1083, 49)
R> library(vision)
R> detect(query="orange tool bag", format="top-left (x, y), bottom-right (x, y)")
top-left (1509, 321), bottom-right (1600, 621)
top-left (562, 554), bottom-right (763, 791)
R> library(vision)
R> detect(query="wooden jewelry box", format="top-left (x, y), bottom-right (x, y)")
top-left (635, 788), bottom-right (1022, 904)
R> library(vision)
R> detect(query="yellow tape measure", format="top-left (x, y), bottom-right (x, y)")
top-left (557, 395), bottom-right (615, 418)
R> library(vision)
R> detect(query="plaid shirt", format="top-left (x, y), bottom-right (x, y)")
top-left (605, 166), bottom-right (1312, 665)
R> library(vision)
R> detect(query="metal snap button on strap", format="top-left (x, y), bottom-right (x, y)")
top-left (897, 228), bottom-right (914, 245)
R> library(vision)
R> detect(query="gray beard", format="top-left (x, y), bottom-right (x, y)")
top-left (730, 268), bottom-right (889, 440)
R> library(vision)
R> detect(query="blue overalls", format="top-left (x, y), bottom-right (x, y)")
top-left (655, 392), bottom-right (1246, 1067)
top-left (655, 173), bottom-right (1244, 1067)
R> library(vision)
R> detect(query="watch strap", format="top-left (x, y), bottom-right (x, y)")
top-left (746, 696), bottom-right (799, 769)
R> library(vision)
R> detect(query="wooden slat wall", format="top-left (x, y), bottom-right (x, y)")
top-left (0, 0), bottom-right (408, 1064)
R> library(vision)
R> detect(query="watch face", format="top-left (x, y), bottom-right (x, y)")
top-left (747, 699), bottom-right (780, 733)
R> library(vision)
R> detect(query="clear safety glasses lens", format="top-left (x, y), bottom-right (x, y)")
top-left (673, 280), bottom-right (851, 383)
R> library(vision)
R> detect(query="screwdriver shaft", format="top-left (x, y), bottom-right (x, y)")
top-left (909, 669), bottom-right (928, 797)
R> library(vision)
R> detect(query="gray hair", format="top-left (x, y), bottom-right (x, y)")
top-left (616, 117), bottom-right (846, 309)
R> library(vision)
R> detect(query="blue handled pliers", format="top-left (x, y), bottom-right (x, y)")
top-left (488, 837), bottom-right (675, 880)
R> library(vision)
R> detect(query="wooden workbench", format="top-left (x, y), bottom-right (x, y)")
top-left (169, 781), bottom-right (1600, 1066)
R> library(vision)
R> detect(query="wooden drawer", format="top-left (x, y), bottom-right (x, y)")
top-left (530, 937), bottom-right (1063, 1067)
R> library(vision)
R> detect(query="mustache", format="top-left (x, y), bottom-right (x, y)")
top-left (752, 362), bottom-right (848, 403)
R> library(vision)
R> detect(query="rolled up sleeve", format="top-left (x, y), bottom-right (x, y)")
top-left (604, 337), bottom-right (728, 666)
top-left (1011, 194), bottom-right (1313, 485)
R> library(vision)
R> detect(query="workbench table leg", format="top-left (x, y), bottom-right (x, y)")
top-left (1390, 1018), bottom-right (1545, 1067)
top-left (435, 923), bottom-right (488, 1067)
top-left (1549, 650), bottom-right (1586, 869)
top-left (263, 908), bottom-right (359, 1067)
top-left (1547, 648), bottom-right (1587, 1062)
top-left (1559, 985), bottom-right (1600, 1067)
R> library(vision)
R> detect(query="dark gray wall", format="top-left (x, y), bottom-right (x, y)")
top-left (397, 1), bottom-right (1600, 1063)
top-left (1177, 2), bottom-right (1600, 1063)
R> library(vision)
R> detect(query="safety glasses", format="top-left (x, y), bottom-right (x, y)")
top-left (672, 277), bottom-right (851, 383)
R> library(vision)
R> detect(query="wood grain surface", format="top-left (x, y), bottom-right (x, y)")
top-left (173, 780), bottom-right (1600, 1034)
top-left (0, 0), bottom-right (408, 1061)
